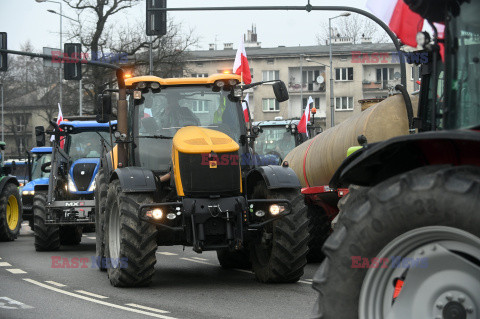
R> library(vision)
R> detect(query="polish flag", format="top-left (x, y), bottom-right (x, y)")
top-left (298, 96), bottom-right (314, 137)
top-left (233, 38), bottom-right (252, 85)
top-left (51, 103), bottom-right (64, 148)
top-left (367, 0), bottom-right (424, 47)
top-left (242, 93), bottom-right (250, 122)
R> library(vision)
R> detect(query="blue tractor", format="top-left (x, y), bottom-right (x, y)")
top-left (33, 120), bottom-right (116, 250)
top-left (20, 147), bottom-right (52, 230)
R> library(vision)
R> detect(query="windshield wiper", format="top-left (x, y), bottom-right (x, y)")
top-left (138, 135), bottom-right (173, 139)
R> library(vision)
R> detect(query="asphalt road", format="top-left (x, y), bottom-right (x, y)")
top-left (0, 223), bottom-right (320, 319)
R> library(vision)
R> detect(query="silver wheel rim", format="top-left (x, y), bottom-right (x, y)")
top-left (359, 226), bottom-right (480, 319)
top-left (108, 202), bottom-right (121, 264)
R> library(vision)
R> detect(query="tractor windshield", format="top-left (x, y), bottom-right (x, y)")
top-left (445, 0), bottom-right (480, 129)
top-left (31, 153), bottom-right (52, 180)
top-left (254, 126), bottom-right (296, 161)
top-left (66, 131), bottom-right (110, 162)
top-left (135, 87), bottom-right (244, 172)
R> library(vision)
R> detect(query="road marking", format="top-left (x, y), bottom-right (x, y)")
top-left (156, 252), bottom-right (178, 256)
top-left (0, 262), bottom-right (12, 267)
top-left (23, 279), bottom-right (178, 319)
top-left (45, 281), bottom-right (66, 287)
top-left (304, 279), bottom-right (313, 282)
top-left (75, 290), bottom-right (108, 299)
top-left (125, 303), bottom-right (170, 314)
top-left (6, 269), bottom-right (27, 274)
top-left (82, 234), bottom-right (87, 237)
top-left (87, 237), bottom-right (96, 240)
top-left (298, 280), bottom-right (312, 285)
top-left (180, 257), bottom-right (215, 266)
top-left (0, 297), bottom-right (34, 309)
top-left (191, 257), bottom-right (208, 261)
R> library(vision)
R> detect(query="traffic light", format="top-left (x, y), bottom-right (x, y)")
top-left (146, 0), bottom-right (167, 36)
top-left (64, 43), bottom-right (82, 80)
top-left (0, 32), bottom-right (7, 71)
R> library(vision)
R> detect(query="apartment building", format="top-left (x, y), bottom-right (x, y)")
top-left (184, 34), bottom-right (420, 130)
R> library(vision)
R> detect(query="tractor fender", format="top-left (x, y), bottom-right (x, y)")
top-left (0, 176), bottom-right (19, 192)
top-left (246, 165), bottom-right (301, 196)
top-left (110, 167), bottom-right (157, 193)
top-left (331, 130), bottom-right (480, 188)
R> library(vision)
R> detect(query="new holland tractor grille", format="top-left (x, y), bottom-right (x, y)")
top-left (72, 163), bottom-right (96, 191)
top-left (178, 151), bottom-right (240, 197)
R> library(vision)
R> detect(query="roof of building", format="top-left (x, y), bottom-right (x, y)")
top-left (186, 43), bottom-right (397, 61)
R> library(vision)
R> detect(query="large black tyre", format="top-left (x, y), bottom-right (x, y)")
top-left (331, 185), bottom-right (368, 229)
top-left (33, 194), bottom-right (60, 251)
top-left (306, 205), bottom-right (331, 263)
top-left (312, 165), bottom-right (480, 319)
top-left (250, 184), bottom-right (309, 283)
top-left (59, 226), bottom-right (82, 245)
top-left (216, 248), bottom-right (251, 269)
top-left (95, 165), bottom-right (108, 270)
top-left (104, 180), bottom-right (158, 287)
top-left (0, 182), bottom-right (22, 241)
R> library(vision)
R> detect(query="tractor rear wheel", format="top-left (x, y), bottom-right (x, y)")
top-left (59, 226), bottom-right (82, 245)
top-left (312, 165), bottom-right (480, 319)
top-left (104, 180), bottom-right (158, 287)
top-left (250, 184), bottom-right (309, 283)
top-left (217, 248), bottom-right (251, 269)
top-left (95, 165), bottom-right (108, 270)
top-left (0, 183), bottom-right (22, 241)
top-left (33, 193), bottom-right (60, 251)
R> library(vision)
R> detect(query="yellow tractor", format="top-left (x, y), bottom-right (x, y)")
top-left (95, 74), bottom-right (309, 287)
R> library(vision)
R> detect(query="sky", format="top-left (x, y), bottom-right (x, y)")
top-left (1, 0), bottom-right (376, 52)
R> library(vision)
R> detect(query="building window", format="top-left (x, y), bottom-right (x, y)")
top-left (196, 62), bottom-right (204, 67)
top-left (262, 70), bottom-right (279, 81)
top-left (376, 67), bottom-right (395, 82)
top-left (335, 96), bottom-right (354, 111)
top-left (303, 97), bottom-right (321, 108)
top-left (267, 59), bottom-right (275, 65)
top-left (335, 67), bottom-right (354, 81)
top-left (192, 100), bottom-right (209, 113)
top-left (262, 98), bottom-right (279, 112)
top-left (411, 66), bottom-right (421, 81)
top-left (192, 73), bottom-right (208, 78)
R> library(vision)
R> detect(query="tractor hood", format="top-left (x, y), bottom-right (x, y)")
top-left (22, 177), bottom-right (49, 193)
top-left (172, 126), bottom-right (239, 154)
top-left (68, 158), bottom-right (100, 194)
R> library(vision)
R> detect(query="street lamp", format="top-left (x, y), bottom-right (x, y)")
top-left (305, 58), bottom-right (330, 68)
top-left (0, 83), bottom-right (4, 162)
top-left (47, 9), bottom-right (84, 115)
top-left (329, 12), bottom-right (350, 128)
top-left (35, 0), bottom-right (63, 107)
top-left (299, 53), bottom-right (306, 116)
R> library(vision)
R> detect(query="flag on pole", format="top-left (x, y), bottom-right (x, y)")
top-left (242, 93), bottom-right (250, 122)
top-left (366, 0), bottom-right (424, 47)
top-left (298, 96), bottom-right (314, 137)
top-left (51, 103), bottom-right (64, 148)
top-left (233, 38), bottom-right (252, 84)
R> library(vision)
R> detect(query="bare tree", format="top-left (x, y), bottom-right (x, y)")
top-left (316, 14), bottom-right (389, 45)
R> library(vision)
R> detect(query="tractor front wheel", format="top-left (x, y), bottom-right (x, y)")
top-left (33, 193), bottom-right (60, 251)
top-left (104, 180), bottom-right (158, 287)
top-left (250, 184), bottom-right (309, 283)
top-left (0, 183), bottom-right (22, 241)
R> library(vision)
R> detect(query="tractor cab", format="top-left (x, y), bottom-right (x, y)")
top-left (252, 120), bottom-right (317, 165)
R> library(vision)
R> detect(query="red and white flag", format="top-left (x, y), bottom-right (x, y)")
top-left (242, 93), bottom-right (250, 122)
top-left (233, 38), bottom-right (252, 85)
top-left (51, 103), bottom-right (64, 148)
top-left (367, 0), bottom-right (424, 47)
top-left (298, 96), bottom-right (314, 137)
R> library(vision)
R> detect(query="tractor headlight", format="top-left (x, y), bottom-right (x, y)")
top-left (67, 176), bottom-right (77, 192)
top-left (269, 204), bottom-right (285, 216)
top-left (22, 190), bottom-right (35, 196)
top-left (146, 208), bottom-right (163, 220)
top-left (88, 179), bottom-right (96, 192)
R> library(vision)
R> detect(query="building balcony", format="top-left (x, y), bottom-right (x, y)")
top-left (288, 82), bottom-right (326, 94)
top-left (362, 81), bottom-right (391, 91)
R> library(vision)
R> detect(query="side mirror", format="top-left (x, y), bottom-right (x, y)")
top-left (96, 94), bottom-right (112, 123)
top-left (251, 125), bottom-right (263, 137)
top-left (0, 141), bottom-right (5, 151)
top-left (273, 81), bottom-right (289, 102)
top-left (35, 126), bottom-right (46, 147)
